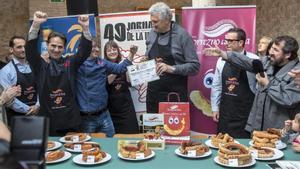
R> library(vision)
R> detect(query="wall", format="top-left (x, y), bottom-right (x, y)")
top-left (0, 0), bottom-right (29, 60)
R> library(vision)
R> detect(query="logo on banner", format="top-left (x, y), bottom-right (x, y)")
top-left (202, 19), bottom-right (237, 37)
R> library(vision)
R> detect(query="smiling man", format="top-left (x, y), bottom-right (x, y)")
top-left (26, 11), bottom-right (92, 136)
top-left (205, 35), bottom-right (300, 132)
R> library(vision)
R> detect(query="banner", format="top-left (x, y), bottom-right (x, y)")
top-left (98, 11), bottom-right (175, 113)
top-left (36, 15), bottom-right (96, 55)
top-left (182, 6), bottom-right (256, 134)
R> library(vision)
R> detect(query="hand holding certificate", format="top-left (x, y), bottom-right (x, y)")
top-left (127, 59), bottom-right (160, 86)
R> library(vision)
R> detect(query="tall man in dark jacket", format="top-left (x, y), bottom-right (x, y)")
top-left (27, 11), bottom-right (92, 136)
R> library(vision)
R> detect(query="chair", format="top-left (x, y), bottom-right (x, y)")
top-left (113, 133), bottom-right (145, 138)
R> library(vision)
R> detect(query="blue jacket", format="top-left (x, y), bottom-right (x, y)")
top-left (76, 57), bottom-right (131, 112)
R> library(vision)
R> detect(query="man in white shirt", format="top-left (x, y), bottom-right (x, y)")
top-left (210, 28), bottom-right (258, 138)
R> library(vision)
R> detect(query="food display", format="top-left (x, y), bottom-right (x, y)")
top-left (64, 142), bottom-right (99, 151)
top-left (251, 146), bottom-right (275, 158)
top-left (47, 141), bottom-right (55, 149)
top-left (65, 133), bottom-right (88, 142)
top-left (211, 133), bottom-right (234, 148)
top-left (179, 141), bottom-right (209, 156)
top-left (252, 128), bottom-right (281, 148)
top-left (217, 142), bottom-right (252, 166)
top-left (46, 150), bottom-right (65, 162)
top-left (119, 140), bottom-right (152, 159)
top-left (82, 147), bottom-right (107, 162)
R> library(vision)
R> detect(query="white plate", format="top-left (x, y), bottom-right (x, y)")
top-left (46, 151), bottom-right (72, 164)
top-left (205, 139), bottom-right (239, 149)
top-left (47, 141), bottom-right (62, 151)
top-left (214, 156), bottom-right (256, 168)
top-left (118, 150), bottom-right (155, 161)
top-left (59, 135), bottom-right (91, 143)
top-left (249, 140), bottom-right (287, 150)
top-left (64, 142), bottom-right (98, 153)
top-left (174, 147), bottom-right (212, 158)
top-left (72, 153), bottom-right (111, 165)
top-left (251, 148), bottom-right (284, 161)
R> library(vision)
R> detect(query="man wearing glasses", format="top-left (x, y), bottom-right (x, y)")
top-left (211, 28), bottom-right (258, 138)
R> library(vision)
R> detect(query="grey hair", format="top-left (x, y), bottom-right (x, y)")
top-left (149, 2), bottom-right (172, 21)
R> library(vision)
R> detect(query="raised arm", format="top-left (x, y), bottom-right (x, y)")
top-left (73, 15), bottom-right (92, 70)
top-left (27, 11), bottom-right (48, 73)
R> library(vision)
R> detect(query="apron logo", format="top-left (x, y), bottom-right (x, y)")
top-left (50, 89), bottom-right (66, 109)
top-left (226, 77), bottom-right (239, 94)
top-left (115, 84), bottom-right (122, 90)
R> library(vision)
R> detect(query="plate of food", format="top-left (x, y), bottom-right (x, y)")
top-left (249, 140), bottom-right (287, 150)
top-left (118, 140), bottom-right (154, 161)
top-left (46, 150), bottom-right (72, 164)
top-left (214, 156), bottom-right (256, 168)
top-left (73, 148), bottom-right (111, 165)
top-left (64, 142), bottom-right (99, 153)
top-left (205, 133), bottom-right (238, 149)
top-left (214, 142), bottom-right (256, 168)
top-left (175, 141), bottom-right (211, 158)
top-left (47, 141), bottom-right (62, 151)
top-left (250, 147), bottom-right (284, 161)
top-left (59, 133), bottom-right (91, 143)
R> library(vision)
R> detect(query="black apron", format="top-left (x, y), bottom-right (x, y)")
top-left (43, 59), bottom-right (79, 135)
top-left (6, 60), bottom-right (37, 125)
top-left (218, 52), bottom-right (254, 138)
top-left (146, 22), bottom-right (187, 113)
top-left (107, 74), bottom-right (139, 134)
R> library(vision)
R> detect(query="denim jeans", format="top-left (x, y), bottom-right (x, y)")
top-left (79, 110), bottom-right (115, 137)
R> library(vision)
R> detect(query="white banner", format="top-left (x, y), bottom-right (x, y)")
top-left (98, 10), bottom-right (175, 113)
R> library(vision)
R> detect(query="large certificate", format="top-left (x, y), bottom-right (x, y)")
top-left (127, 59), bottom-right (160, 86)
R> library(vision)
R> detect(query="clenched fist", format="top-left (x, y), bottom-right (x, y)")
top-left (78, 15), bottom-right (89, 31)
top-left (33, 11), bottom-right (47, 26)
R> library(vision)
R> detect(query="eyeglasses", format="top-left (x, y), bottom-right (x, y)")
top-left (225, 39), bottom-right (240, 43)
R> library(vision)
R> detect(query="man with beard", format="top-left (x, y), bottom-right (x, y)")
top-left (0, 36), bottom-right (39, 125)
top-left (205, 35), bottom-right (300, 131)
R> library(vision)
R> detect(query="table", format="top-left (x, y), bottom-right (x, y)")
top-left (47, 137), bottom-right (299, 169)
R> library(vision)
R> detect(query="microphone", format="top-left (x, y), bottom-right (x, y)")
top-left (252, 59), bottom-right (265, 77)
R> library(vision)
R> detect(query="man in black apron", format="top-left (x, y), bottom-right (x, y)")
top-left (211, 28), bottom-right (258, 138)
top-left (27, 11), bottom-right (92, 136)
top-left (146, 2), bottom-right (200, 113)
top-left (0, 36), bottom-right (38, 126)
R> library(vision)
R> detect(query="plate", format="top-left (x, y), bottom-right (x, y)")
top-left (205, 139), bottom-right (239, 149)
top-left (118, 150), bottom-right (155, 161)
top-left (214, 156), bottom-right (256, 168)
top-left (251, 148), bottom-right (284, 161)
top-left (72, 153), bottom-right (111, 165)
top-left (46, 151), bottom-right (72, 164)
top-left (64, 142), bottom-right (98, 153)
top-left (174, 147), bottom-right (212, 158)
top-left (47, 141), bottom-right (62, 151)
top-left (59, 135), bottom-right (91, 143)
top-left (249, 140), bottom-right (287, 150)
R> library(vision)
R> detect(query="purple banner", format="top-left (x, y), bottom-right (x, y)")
top-left (182, 6), bottom-right (256, 134)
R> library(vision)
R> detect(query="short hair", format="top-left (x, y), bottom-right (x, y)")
top-left (260, 36), bottom-right (272, 43)
top-left (47, 31), bottom-right (67, 46)
top-left (273, 35), bottom-right (299, 60)
top-left (103, 40), bottom-right (122, 63)
top-left (227, 28), bottom-right (246, 46)
top-left (91, 37), bottom-right (100, 48)
top-left (149, 2), bottom-right (172, 21)
top-left (266, 40), bottom-right (274, 56)
top-left (9, 36), bottom-right (25, 48)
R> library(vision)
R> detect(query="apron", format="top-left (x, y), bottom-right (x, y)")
top-left (107, 74), bottom-right (139, 134)
top-left (218, 51), bottom-right (254, 138)
top-left (146, 22), bottom-right (187, 113)
top-left (43, 59), bottom-right (79, 135)
top-left (6, 60), bottom-right (37, 125)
